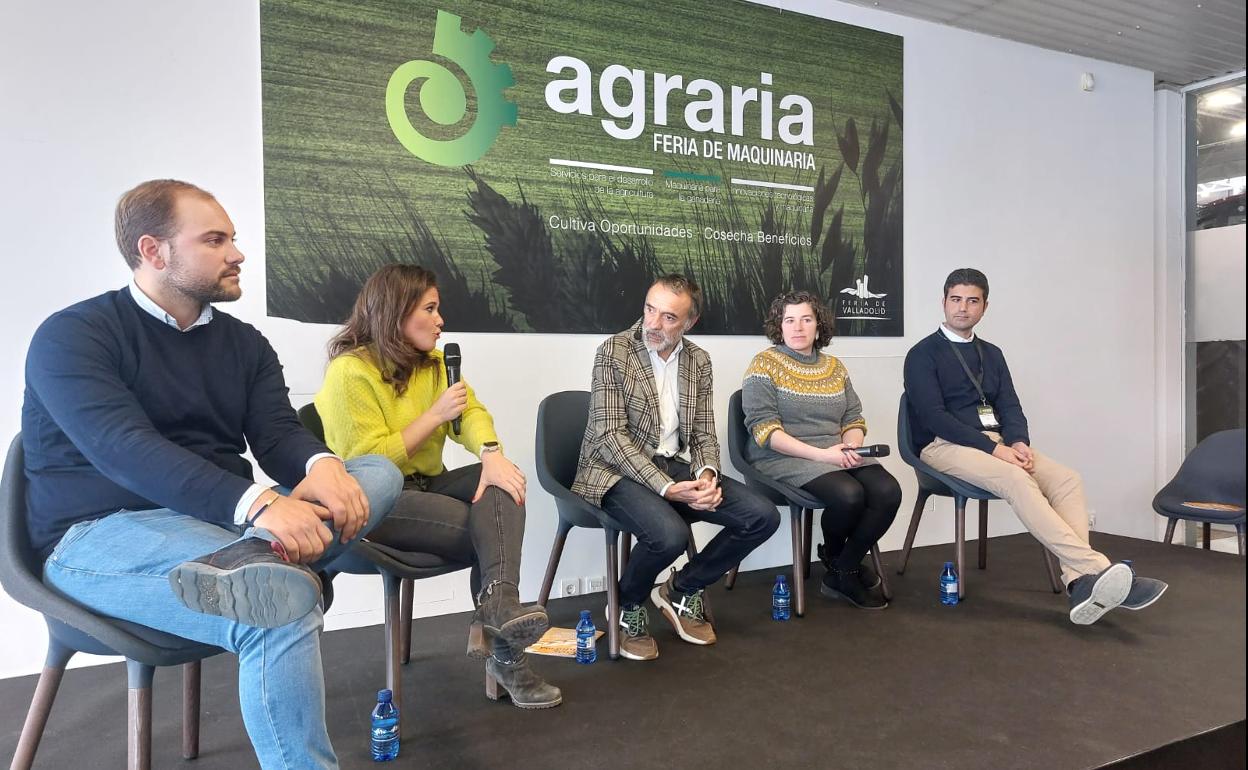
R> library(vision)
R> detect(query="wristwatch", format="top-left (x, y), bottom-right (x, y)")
top-left (480, 441), bottom-right (501, 456)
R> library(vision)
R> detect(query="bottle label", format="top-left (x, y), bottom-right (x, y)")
top-left (942, 582), bottom-right (957, 593)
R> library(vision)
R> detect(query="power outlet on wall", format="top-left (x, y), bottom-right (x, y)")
top-left (560, 578), bottom-right (581, 597)
top-left (584, 576), bottom-right (606, 594)
top-left (1088, 510), bottom-right (1097, 531)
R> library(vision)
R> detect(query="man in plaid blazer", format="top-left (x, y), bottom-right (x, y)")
top-left (573, 275), bottom-right (780, 660)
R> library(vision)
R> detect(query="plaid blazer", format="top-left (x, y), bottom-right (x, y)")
top-left (571, 320), bottom-right (721, 506)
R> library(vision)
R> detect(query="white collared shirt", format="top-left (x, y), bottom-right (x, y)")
top-left (129, 279), bottom-right (213, 331)
top-left (648, 341), bottom-right (690, 463)
top-left (127, 280), bottom-right (337, 526)
top-left (939, 323), bottom-right (976, 343)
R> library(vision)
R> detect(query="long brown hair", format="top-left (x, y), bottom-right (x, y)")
top-left (328, 264), bottom-right (439, 395)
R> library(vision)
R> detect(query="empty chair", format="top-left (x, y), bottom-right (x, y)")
top-left (1153, 428), bottom-right (1246, 555)
top-left (2, 434), bottom-right (221, 770)
top-left (895, 394), bottom-right (1062, 599)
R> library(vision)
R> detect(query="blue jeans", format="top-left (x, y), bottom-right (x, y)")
top-left (42, 455), bottom-right (403, 770)
top-left (601, 459), bottom-right (781, 607)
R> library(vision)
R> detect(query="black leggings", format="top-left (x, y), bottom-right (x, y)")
top-left (801, 464), bottom-right (902, 570)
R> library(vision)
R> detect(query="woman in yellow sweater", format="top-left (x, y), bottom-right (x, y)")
top-left (316, 264), bottom-right (560, 709)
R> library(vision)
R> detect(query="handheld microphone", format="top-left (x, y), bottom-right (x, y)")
top-left (850, 444), bottom-right (890, 458)
top-left (443, 343), bottom-right (462, 435)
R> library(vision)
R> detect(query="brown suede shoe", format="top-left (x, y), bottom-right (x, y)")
top-left (614, 603), bottom-right (659, 661)
top-left (651, 575), bottom-right (716, 645)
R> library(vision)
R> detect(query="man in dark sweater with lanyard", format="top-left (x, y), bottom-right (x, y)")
top-left (22, 179), bottom-right (403, 768)
top-left (903, 268), bottom-right (1166, 625)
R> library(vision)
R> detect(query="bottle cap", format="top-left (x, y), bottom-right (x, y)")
top-left (776, 575), bottom-right (786, 583)
top-left (377, 689), bottom-right (392, 702)
top-left (944, 561), bottom-right (954, 567)
top-left (579, 609), bottom-right (592, 619)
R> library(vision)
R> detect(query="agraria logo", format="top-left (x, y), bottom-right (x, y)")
top-left (837, 274), bottom-right (891, 320)
top-left (385, 10), bottom-right (517, 166)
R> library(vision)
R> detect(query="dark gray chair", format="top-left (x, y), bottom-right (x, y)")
top-left (1, 434), bottom-right (221, 770)
top-left (296, 403), bottom-right (476, 734)
top-left (534, 390), bottom-right (707, 660)
top-left (1153, 428), bottom-right (1246, 555)
top-left (896, 394), bottom-right (1062, 599)
top-left (723, 389), bottom-right (891, 617)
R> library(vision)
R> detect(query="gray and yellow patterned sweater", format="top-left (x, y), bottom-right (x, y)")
top-left (742, 345), bottom-right (874, 486)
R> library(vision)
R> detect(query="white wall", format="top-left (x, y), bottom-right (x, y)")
top-left (0, 0), bottom-right (1162, 679)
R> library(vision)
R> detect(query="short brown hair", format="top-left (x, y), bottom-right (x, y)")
top-left (763, 290), bottom-right (835, 350)
top-left (943, 268), bottom-right (989, 299)
top-left (114, 179), bottom-right (215, 270)
top-left (653, 274), bottom-right (703, 323)
top-left (327, 264), bottom-right (439, 395)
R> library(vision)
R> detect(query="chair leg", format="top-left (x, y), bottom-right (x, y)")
top-left (789, 505), bottom-right (806, 617)
top-left (126, 659), bottom-right (155, 770)
top-left (724, 565), bottom-right (739, 589)
top-left (978, 499), bottom-right (989, 570)
top-left (871, 544), bottom-right (892, 601)
top-left (1237, 524), bottom-right (1245, 556)
top-left (381, 571), bottom-right (403, 736)
top-left (1042, 548), bottom-right (1062, 593)
top-left (1163, 518), bottom-right (1178, 545)
top-left (803, 508), bottom-right (814, 579)
top-left (954, 496), bottom-right (967, 600)
top-left (898, 491), bottom-right (930, 575)
top-left (621, 531), bottom-right (632, 575)
top-left (12, 643), bottom-right (74, 770)
top-left (538, 519), bottom-right (572, 606)
top-left (182, 660), bottom-right (201, 760)
top-left (1203, 522), bottom-right (1212, 550)
top-left (605, 529), bottom-right (621, 660)
top-left (400, 578), bottom-right (414, 665)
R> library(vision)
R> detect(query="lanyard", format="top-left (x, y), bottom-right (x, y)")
top-left (945, 332), bottom-right (989, 406)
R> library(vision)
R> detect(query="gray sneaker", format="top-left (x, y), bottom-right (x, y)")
top-left (168, 538), bottom-right (321, 628)
top-left (612, 603), bottom-right (659, 661)
top-left (1067, 563), bottom-right (1132, 625)
top-left (1120, 576), bottom-right (1168, 611)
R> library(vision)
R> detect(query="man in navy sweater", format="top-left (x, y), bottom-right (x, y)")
top-left (23, 179), bottom-right (402, 768)
top-left (903, 268), bottom-right (1166, 625)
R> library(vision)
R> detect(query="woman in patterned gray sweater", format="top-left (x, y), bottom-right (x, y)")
top-left (743, 291), bottom-right (901, 609)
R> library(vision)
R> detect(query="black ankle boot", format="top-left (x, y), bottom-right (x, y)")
top-left (820, 566), bottom-right (888, 610)
top-left (470, 581), bottom-right (549, 658)
top-left (485, 639), bottom-right (562, 709)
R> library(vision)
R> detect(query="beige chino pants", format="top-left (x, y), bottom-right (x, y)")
top-left (920, 432), bottom-right (1111, 585)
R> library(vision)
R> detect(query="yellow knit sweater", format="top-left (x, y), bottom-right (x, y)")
top-left (314, 348), bottom-right (499, 477)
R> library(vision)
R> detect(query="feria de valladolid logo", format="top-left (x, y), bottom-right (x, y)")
top-left (385, 10), bottom-right (517, 166)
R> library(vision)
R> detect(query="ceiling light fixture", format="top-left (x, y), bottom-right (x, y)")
top-left (1202, 90), bottom-right (1244, 109)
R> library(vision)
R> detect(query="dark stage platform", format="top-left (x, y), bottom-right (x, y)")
top-left (2, 533), bottom-right (1244, 769)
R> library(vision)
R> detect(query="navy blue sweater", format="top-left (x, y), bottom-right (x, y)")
top-left (22, 288), bottom-right (328, 557)
top-left (902, 330), bottom-right (1029, 455)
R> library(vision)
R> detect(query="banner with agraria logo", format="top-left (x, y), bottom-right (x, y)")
top-left (260, 0), bottom-right (904, 335)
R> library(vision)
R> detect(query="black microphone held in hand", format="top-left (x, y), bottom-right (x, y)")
top-left (443, 343), bottom-right (462, 435)
top-left (850, 444), bottom-right (890, 458)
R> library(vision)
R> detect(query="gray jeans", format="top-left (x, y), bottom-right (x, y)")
top-left (366, 463), bottom-right (524, 589)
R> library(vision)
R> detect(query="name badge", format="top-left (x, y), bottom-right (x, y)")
top-left (977, 404), bottom-right (1000, 429)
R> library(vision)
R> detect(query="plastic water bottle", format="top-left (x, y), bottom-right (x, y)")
top-left (370, 688), bottom-right (399, 761)
top-left (940, 561), bottom-right (959, 606)
top-left (575, 610), bottom-right (597, 664)
top-left (772, 575), bottom-right (791, 620)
